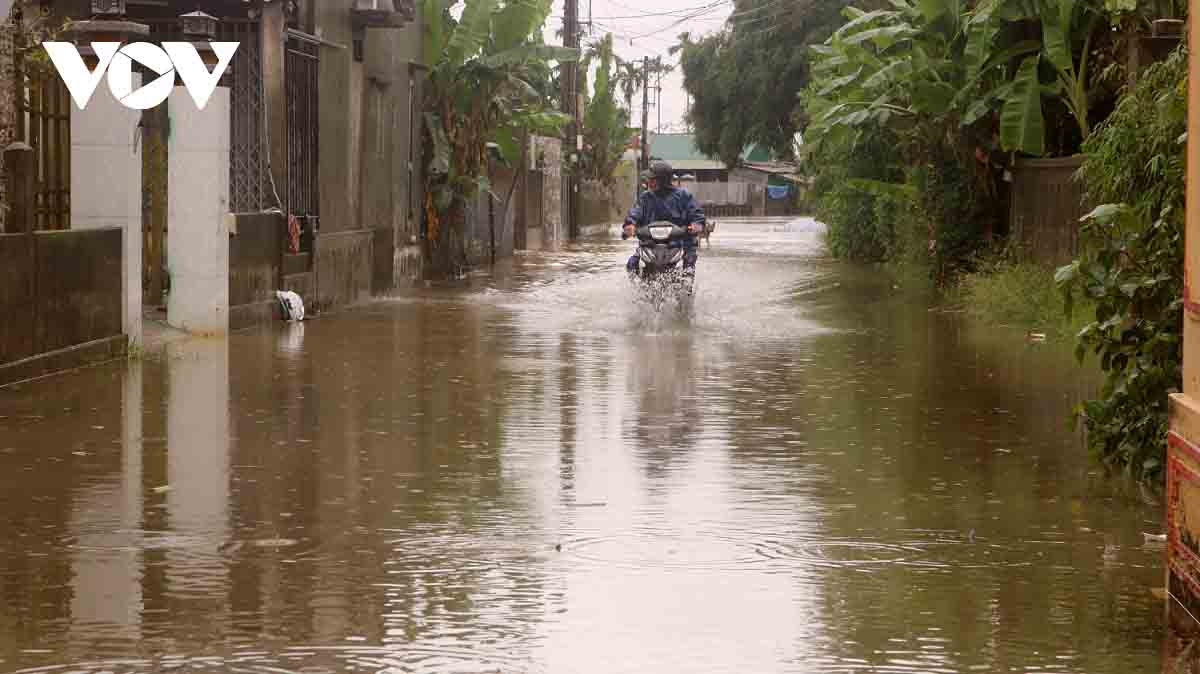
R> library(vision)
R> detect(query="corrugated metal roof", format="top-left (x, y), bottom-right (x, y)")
top-left (649, 133), bottom-right (773, 168)
top-left (647, 133), bottom-right (712, 162)
top-left (669, 159), bottom-right (726, 171)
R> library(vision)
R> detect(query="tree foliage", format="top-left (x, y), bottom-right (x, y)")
top-left (802, 0), bottom-right (1006, 279)
top-left (674, 0), bottom-right (853, 166)
top-left (421, 0), bottom-right (577, 275)
top-left (1055, 46), bottom-right (1187, 482)
top-left (580, 34), bottom-right (632, 182)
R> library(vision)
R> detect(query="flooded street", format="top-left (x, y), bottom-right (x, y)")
top-left (0, 217), bottom-right (1166, 673)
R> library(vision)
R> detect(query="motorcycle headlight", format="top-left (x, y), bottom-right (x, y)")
top-left (649, 225), bottom-right (672, 241)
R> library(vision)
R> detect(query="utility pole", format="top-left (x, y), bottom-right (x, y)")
top-left (561, 0), bottom-right (579, 238)
top-left (640, 55), bottom-right (650, 171)
top-left (656, 60), bottom-right (662, 134)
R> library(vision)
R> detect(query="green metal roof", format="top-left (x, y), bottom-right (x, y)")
top-left (648, 133), bottom-right (771, 166)
top-left (647, 133), bottom-right (712, 163)
top-left (743, 142), bottom-right (772, 163)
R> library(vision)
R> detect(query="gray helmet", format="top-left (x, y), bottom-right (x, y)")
top-left (650, 161), bottom-right (674, 188)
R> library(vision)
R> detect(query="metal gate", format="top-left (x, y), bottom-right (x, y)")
top-left (285, 35), bottom-right (319, 222)
top-left (12, 46), bottom-right (71, 232)
top-left (141, 106), bottom-right (168, 306)
top-left (225, 21), bottom-right (268, 214)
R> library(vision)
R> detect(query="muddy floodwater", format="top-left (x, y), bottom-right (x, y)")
top-left (0, 218), bottom-right (1167, 673)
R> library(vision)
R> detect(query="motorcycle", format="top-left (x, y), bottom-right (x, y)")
top-left (627, 220), bottom-right (697, 312)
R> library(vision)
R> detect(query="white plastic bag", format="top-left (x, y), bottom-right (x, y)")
top-left (275, 290), bottom-right (305, 322)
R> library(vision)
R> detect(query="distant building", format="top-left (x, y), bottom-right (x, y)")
top-left (647, 133), bottom-right (802, 216)
top-left (646, 133), bottom-right (728, 183)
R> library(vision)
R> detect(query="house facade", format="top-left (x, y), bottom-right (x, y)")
top-left (0, 0), bottom-right (422, 384)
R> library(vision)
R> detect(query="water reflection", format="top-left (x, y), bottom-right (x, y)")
top-left (0, 217), bottom-right (1170, 673)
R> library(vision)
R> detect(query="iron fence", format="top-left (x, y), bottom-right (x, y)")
top-left (143, 19), bottom-right (268, 214)
top-left (285, 35), bottom-right (319, 221)
top-left (14, 53), bottom-right (71, 231)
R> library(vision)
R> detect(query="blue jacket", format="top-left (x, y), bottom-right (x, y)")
top-left (624, 187), bottom-right (706, 248)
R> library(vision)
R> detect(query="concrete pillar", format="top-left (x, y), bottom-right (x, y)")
top-left (1166, 0), bottom-right (1200, 645)
top-left (167, 87), bottom-right (231, 335)
top-left (70, 74), bottom-right (143, 349)
top-left (261, 3), bottom-right (289, 205)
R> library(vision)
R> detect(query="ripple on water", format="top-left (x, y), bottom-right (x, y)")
top-left (5, 645), bottom-right (542, 674)
top-left (559, 530), bottom-right (920, 572)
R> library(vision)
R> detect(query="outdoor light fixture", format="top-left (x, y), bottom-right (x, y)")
top-left (180, 10), bottom-right (224, 70)
top-left (180, 10), bottom-right (218, 40)
top-left (90, 0), bottom-right (126, 17)
top-left (351, 0), bottom-right (415, 29)
top-left (67, 1), bottom-right (148, 68)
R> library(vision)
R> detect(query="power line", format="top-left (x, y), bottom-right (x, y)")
top-left (725, 0), bottom-right (794, 20)
top-left (550, 1), bottom-right (730, 22)
top-left (625, 2), bottom-right (731, 40)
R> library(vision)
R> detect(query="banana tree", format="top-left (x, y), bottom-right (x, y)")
top-left (421, 0), bottom-right (578, 274)
top-left (987, 0), bottom-right (1102, 155)
top-left (803, 0), bottom-right (973, 149)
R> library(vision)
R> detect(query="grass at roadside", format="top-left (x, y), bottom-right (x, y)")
top-left (949, 261), bottom-right (1095, 339)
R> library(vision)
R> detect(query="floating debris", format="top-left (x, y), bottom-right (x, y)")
top-left (251, 538), bottom-right (299, 548)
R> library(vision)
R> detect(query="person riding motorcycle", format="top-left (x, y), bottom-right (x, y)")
top-left (622, 161), bottom-right (706, 276)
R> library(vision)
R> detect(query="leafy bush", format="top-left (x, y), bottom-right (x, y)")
top-left (811, 131), bottom-right (906, 262)
top-left (1056, 46), bottom-right (1187, 481)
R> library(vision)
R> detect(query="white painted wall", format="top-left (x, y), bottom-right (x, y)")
top-left (71, 74), bottom-right (143, 349)
top-left (167, 87), bottom-right (230, 336)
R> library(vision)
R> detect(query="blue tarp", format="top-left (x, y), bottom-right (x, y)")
top-left (767, 185), bottom-right (791, 200)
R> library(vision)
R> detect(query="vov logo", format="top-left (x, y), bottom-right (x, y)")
top-left (43, 42), bottom-right (240, 111)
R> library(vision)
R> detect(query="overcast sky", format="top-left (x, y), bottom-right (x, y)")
top-left (541, 0), bottom-right (735, 134)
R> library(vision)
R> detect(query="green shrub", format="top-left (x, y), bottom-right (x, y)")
top-left (811, 131), bottom-right (905, 262)
top-left (955, 258), bottom-right (1094, 337)
top-left (1056, 46), bottom-right (1187, 482)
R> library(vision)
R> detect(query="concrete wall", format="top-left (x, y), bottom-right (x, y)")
top-left (229, 213), bottom-right (285, 329)
top-left (580, 180), bottom-right (623, 230)
top-left (464, 163), bottom-right (517, 264)
top-left (315, 0), bottom-right (424, 296)
top-left (317, 0), bottom-right (363, 236)
top-left (315, 231), bottom-right (373, 311)
top-left (0, 229), bottom-right (126, 386)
